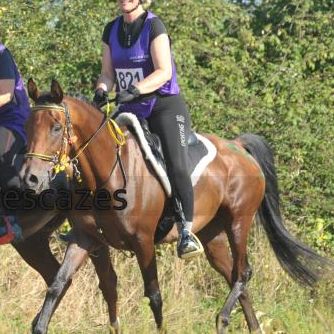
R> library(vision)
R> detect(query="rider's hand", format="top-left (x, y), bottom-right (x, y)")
top-left (93, 88), bottom-right (108, 107)
top-left (116, 85), bottom-right (141, 104)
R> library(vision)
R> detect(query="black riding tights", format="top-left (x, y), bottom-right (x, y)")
top-left (148, 95), bottom-right (193, 222)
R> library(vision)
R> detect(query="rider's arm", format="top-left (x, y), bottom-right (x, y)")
top-left (134, 33), bottom-right (172, 94)
top-left (0, 80), bottom-right (15, 108)
top-left (0, 51), bottom-right (15, 108)
top-left (95, 43), bottom-right (116, 93)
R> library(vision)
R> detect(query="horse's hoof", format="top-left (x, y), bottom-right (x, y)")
top-left (251, 328), bottom-right (263, 334)
top-left (31, 313), bottom-right (40, 334)
top-left (216, 313), bottom-right (228, 334)
top-left (32, 327), bottom-right (44, 334)
top-left (158, 323), bottom-right (167, 334)
top-left (109, 317), bottom-right (121, 334)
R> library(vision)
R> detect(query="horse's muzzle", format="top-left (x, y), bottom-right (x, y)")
top-left (20, 162), bottom-right (50, 193)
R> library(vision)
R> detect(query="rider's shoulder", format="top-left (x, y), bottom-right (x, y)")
top-left (103, 17), bottom-right (119, 33)
top-left (0, 49), bottom-right (15, 79)
top-left (102, 18), bottom-right (119, 44)
top-left (149, 16), bottom-right (168, 40)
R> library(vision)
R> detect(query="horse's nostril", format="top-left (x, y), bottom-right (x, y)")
top-left (28, 174), bottom-right (39, 186)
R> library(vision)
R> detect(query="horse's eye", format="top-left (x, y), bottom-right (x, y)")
top-left (52, 123), bottom-right (63, 133)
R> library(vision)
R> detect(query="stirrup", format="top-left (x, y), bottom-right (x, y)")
top-left (177, 231), bottom-right (204, 260)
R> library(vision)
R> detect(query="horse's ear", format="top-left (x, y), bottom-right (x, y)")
top-left (27, 78), bottom-right (40, 102)
top-left (50, 79), bottom-right (63, 104)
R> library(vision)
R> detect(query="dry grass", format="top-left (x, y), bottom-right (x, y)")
top-left (0, 228), bottom-right (333, 334)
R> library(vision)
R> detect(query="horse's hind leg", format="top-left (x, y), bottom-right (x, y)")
top-left (32, 231), bottom-right (96, 334)
top-left (198, 219), bottom-right (260, 333)
top-left (132, 232), bottom-right (163, 331)
top-left (89, 245), bottom-right (120, 334)
top-left (216, 215), bottom-right (256, 333)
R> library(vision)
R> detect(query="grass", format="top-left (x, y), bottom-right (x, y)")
top-left (0, 228), bottom-right (333, 334)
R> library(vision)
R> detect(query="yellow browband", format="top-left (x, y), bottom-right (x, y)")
top-left (25, 152), bottom-right (56, 161)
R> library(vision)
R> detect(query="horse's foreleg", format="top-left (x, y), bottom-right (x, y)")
top-left (132, 233), bottom-right (163, 330)
top-left (89, 245), bottom-right (120, 334)
top-left (13, 230), bottom-right (60, 287)
top-left (32, 231), bottom-right (95, 334)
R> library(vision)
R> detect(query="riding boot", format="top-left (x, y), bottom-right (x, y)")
top-left (174, 197), bottom-right (203, 259)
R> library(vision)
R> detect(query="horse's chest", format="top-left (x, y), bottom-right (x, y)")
top-left (96, 215), bottom-right (134, 250)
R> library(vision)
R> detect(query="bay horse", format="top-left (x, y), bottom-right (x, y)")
top-left (21, 78), bottom-right (334, 334)
top-left (0, 152), bottom-right (68, 285)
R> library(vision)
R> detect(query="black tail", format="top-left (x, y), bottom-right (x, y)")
top-left (238, 133), bottom-right (334, 287)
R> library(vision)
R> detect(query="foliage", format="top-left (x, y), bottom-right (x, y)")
top-left (1, 0), bottom-right (334, 252)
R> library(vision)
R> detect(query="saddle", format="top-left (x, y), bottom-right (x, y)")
top-left (138, 119), bottom-right (166, 171)
top-left (138, 118), bottom-right (199, 173)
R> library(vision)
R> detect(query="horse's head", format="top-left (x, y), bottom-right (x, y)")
top-left (21, 79), bottom-right (74, 193)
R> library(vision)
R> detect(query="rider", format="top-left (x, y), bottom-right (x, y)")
top-left (93, 0), bottom-right (202, 259)
top-left (0, 43), bottom-right (30, 244)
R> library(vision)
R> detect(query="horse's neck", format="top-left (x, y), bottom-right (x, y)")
top-left (68, 99), bottom-right (121, 190)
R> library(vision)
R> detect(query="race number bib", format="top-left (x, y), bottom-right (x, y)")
top-left (115, 68), bottom-right (144, 91)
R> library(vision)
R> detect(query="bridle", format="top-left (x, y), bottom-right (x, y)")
top-left (25, 102), bottom-right (127, 187)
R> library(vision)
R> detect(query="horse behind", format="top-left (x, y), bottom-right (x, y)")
top-left (21, 79), bottom-right (334, 334)
top-left (0, 149), bottom-right (121, 333)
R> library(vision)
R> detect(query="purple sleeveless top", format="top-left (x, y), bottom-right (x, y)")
top-left (109, 11), bottom-right (180, 119)
top-left (0, 44), bottom-right (30, 142)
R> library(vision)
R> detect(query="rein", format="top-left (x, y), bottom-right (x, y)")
top-left (25, 102), bottom-right (126, 186)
